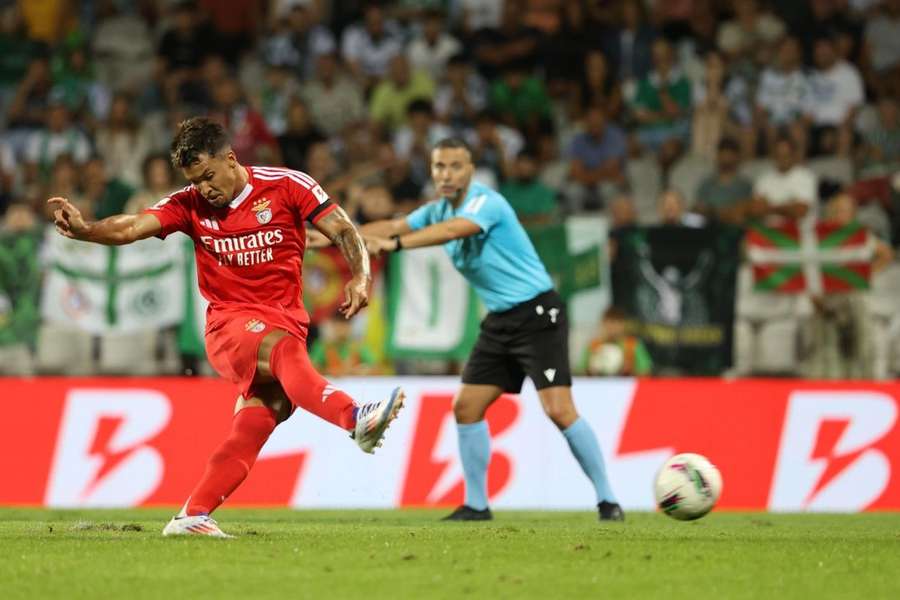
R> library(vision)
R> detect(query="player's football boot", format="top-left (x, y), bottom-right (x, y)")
top-left (352, 386), bottom-right (405, 454)
top-left (441, 505), bottom-right (494, 521)
top-left (162, 514), bottom-right (234, 538)
top-left (598, 501), bottom-right (625, 522)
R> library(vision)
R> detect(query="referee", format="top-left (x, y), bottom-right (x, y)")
top-left (363, 138), bottom-right (622, 521)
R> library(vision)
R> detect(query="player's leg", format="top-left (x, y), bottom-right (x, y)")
top-left (517, 291), bottom-right (623, 521)
top-left (444, 323), bottom-right (522, 521)
top-left (163, 384), bottom-right (292, 538)
top-left (258, 329), bottom-right (404, 453)
top-left (536, 385), bottom-right (622, 520)
top-left (443, 383), bottom-right (504, 520)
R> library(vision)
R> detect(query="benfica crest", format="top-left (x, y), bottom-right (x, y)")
top-left (252, 198), bottom-right (273, 224)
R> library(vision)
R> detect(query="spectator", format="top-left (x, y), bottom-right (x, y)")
top-left (464, 110), bottom-right (525, 181)
top-left (608, 194), bottom-right (638, 230)
top-left (543, 0), bottom-right (598, 99)
top-left (657, 188), bottom-right (699, 226)
top-left (262, 3), bottom-right (335, 80)
top-left (695, 138), bottom-right (754, 225)
top-left (581, 306), bottom-right (652, 376)
top-left (489, 62), bottom-right (552, 135)
top-left (863, 0), bottom-right (900, 98)
top-left (806, 34), bottom-right (865, 156)
top-left (51, 37), bottom-right (109, 123)
top-left (43, 154), bottom-right (86, 219)
top-left (126, 153), bottom-right (180, 213)
top-left (375, 142), bottom-right (423, 208)
top-left (393, 100), bottom-right (452, 186)
top-left (198, 0), bottom-right (262, 65)
top-left (406, 9), bottom-right (462, 81)
top-left (303, 53), bottom-right (366, 138)
top-left (564, 104), bottom-right (627, 212)
top-left (755, 36), bottom-right (811, 157)
top-left (692, 50), bottom-right (753, 160)
top-left (310, 310), bottom-right (380, 376)
top-left (578, 50), bottom-right (623, 121)
top-left (349, 182), bottom-right (397, 225)
top-left (0, 4), bottom-right (44, 121)
top-left (369, 54), bottom-right (435, 133)
top-left (255, 63), bottom-right (303, 137)
top-left (340, 3), bottom-right (405, 85)
top-left (804, 192), bottom-right (894, 379)
top-left (861, 95), bottom-right (900, 172)
top-left (277, 97), bottom-right (326, 172)
top-left (603, 0), bottom-right (655, 84)
top-left (156, 1), bottom-right (218, 106)
top-left (717, 0), bottom-right (785, 63)
top-left (18, 0), bottom-right (77, 46)
top-left (751, 136), bottom-right (818, 229)
top-left (433, 54), bottom-right (488, 133)
top-left (631, 38), bottom-right (692, 169)
top-left (24, 97), bottom-right (91, 184)
top-left (90, 1), bottom-right (155, 93)
top-left (471, 0), bottom-right (543, 79)
top-left (535, 130), bottom-right (569, 191)
top-left (0, 202), bottom-right (42, 373)
top-left (82, 156), bottom-right (135, 220)
top-left (7, 55), bottom-right (54, 131)
top-left (499, 150), bottom-right (559, 225)
top-left (94, 92), bottom-right (151, 188)
top-left (210, 76), bottom-right (280, 165)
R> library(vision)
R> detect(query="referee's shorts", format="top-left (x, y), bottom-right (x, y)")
top-left (462, 289), bottom-right (572, 393)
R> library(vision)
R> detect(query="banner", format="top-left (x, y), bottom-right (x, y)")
top-left (40, 227), bottom-right (185, 334)
top-left (386, 246), bottom-right (480, 360)
top-left (527, 217), bottom-right (610, 360)
top-left (2, 377), bottom-right (900, 512)
top-left (746, 222), bottom-right (875, 294)
top-left (612, 225), bottom-right (742, 375)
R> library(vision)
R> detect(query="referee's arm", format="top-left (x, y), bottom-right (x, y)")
top-left (386, 217), bottom-right (481, 251)
top-left (358, 217), bottom-right (412, 238)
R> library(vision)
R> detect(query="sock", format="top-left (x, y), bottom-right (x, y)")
top-left (562, 417), bottom-right (617, 504)
top-left (457, 420), bottom-right (491, 510)
top-left (269, 335), bottom-right (357, 430)
top-left (186, 406), bottom-right (277, 516)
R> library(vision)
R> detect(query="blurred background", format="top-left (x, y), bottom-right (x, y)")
top-left (1, 0), bottom-right (900, 382)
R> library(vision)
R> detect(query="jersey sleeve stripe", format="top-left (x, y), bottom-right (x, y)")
top-left (307, 199), bottom-right (336, 223)
top-left (253, 173), bottom-right (313, 189)
top-left (253, 167), bottom-right (317, 188)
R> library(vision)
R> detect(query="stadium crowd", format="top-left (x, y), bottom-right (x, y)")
top-left (1, 0), bottom-right (899, 379)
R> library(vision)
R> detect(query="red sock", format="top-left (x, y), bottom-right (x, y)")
top-left (185, 406), bottom-right (277, 516)
top-left (269, 335), bottom-right (357, 430)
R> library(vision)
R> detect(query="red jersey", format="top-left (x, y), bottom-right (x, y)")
top-left (143, 166), bottom-right (337, 330)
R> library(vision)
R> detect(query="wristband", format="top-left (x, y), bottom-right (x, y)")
top-left (391, 234), bottom-right (403, 251)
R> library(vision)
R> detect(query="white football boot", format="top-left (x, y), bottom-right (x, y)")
top-left (162, 514), bottom-right (234, 539)
top-left (352, 386), bottom-right (405, 454)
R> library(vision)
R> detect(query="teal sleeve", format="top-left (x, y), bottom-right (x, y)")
top-left (406, 202), bottom-right (437, 231)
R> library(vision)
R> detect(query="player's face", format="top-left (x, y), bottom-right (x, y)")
top-left (183, 152), bottom-right (239, 208)
top-left (431, 147), bottom-right (474, 200)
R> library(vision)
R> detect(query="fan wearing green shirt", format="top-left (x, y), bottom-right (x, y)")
top-left (499, 150), bottom-right (558, 224)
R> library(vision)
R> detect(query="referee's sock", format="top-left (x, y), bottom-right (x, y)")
top-left (457, 420), bottom-right (491, 510)
top-left (562, 418), bottom-right (617, 504)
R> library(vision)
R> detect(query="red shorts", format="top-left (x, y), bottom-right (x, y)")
top-left (205, 304), bottom-right (309, 398)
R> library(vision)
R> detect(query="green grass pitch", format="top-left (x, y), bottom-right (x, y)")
top-left (1, 508), bottom-right (898, 599)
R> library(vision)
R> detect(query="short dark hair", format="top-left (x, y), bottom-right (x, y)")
top-left (433, 137), bottom-right (473, 157)
top-left (170, 117), bottom-right (230, 168)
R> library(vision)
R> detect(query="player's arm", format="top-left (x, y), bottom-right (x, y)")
top-left (370, 217), bottom-right (481, 254)
top-left (48, 196), bottom-right (161, 245)
top-left (313, 206), bottom-right (371, 318)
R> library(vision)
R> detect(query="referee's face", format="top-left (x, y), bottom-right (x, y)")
top-left (431, 147), bottom-right (474, 202)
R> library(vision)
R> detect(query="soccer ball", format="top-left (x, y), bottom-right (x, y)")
top-left (654, 453), bottom-right (722, 520)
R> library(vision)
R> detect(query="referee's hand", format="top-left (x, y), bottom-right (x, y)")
top-left (365, 236), bottom-right (395, 256)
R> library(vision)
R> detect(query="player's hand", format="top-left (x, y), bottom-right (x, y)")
top-left (365, 236), bottom-right (395, 256)
top-left (340, 274), bottom-right (370, 319)
top-left (47, 197), bottom-right (88, 239)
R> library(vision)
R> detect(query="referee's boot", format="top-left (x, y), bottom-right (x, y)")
top-left (598, 501), bottom-right (625, 522)
top-left (442, 505), bottom-right (493, 521)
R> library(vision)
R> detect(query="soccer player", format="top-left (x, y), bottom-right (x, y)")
top-left (48, 118), bottom-right (405, 538)
top-left (364, 139), bottom-right (623, 521)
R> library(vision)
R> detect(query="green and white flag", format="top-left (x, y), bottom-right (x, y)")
top-left (41, 227), bottom-right (185, 334)
top-left (386, 246), bottom-right (480, 360)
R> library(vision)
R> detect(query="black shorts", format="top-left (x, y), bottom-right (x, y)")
top-left (462, 290), bottom-right (572, 393)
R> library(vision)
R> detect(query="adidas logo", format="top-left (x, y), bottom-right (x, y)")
top-left (544, 368), bottom-right (556, 383)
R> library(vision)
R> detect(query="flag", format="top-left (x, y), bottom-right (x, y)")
top-left (41, 227), bottom-right (185, 334)
top-left (746, 222), bottom-right (875, 294)
top-left (612, 225), bottom-right (742, 375)
top-left (386, 246), bottom-right (480, 360)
